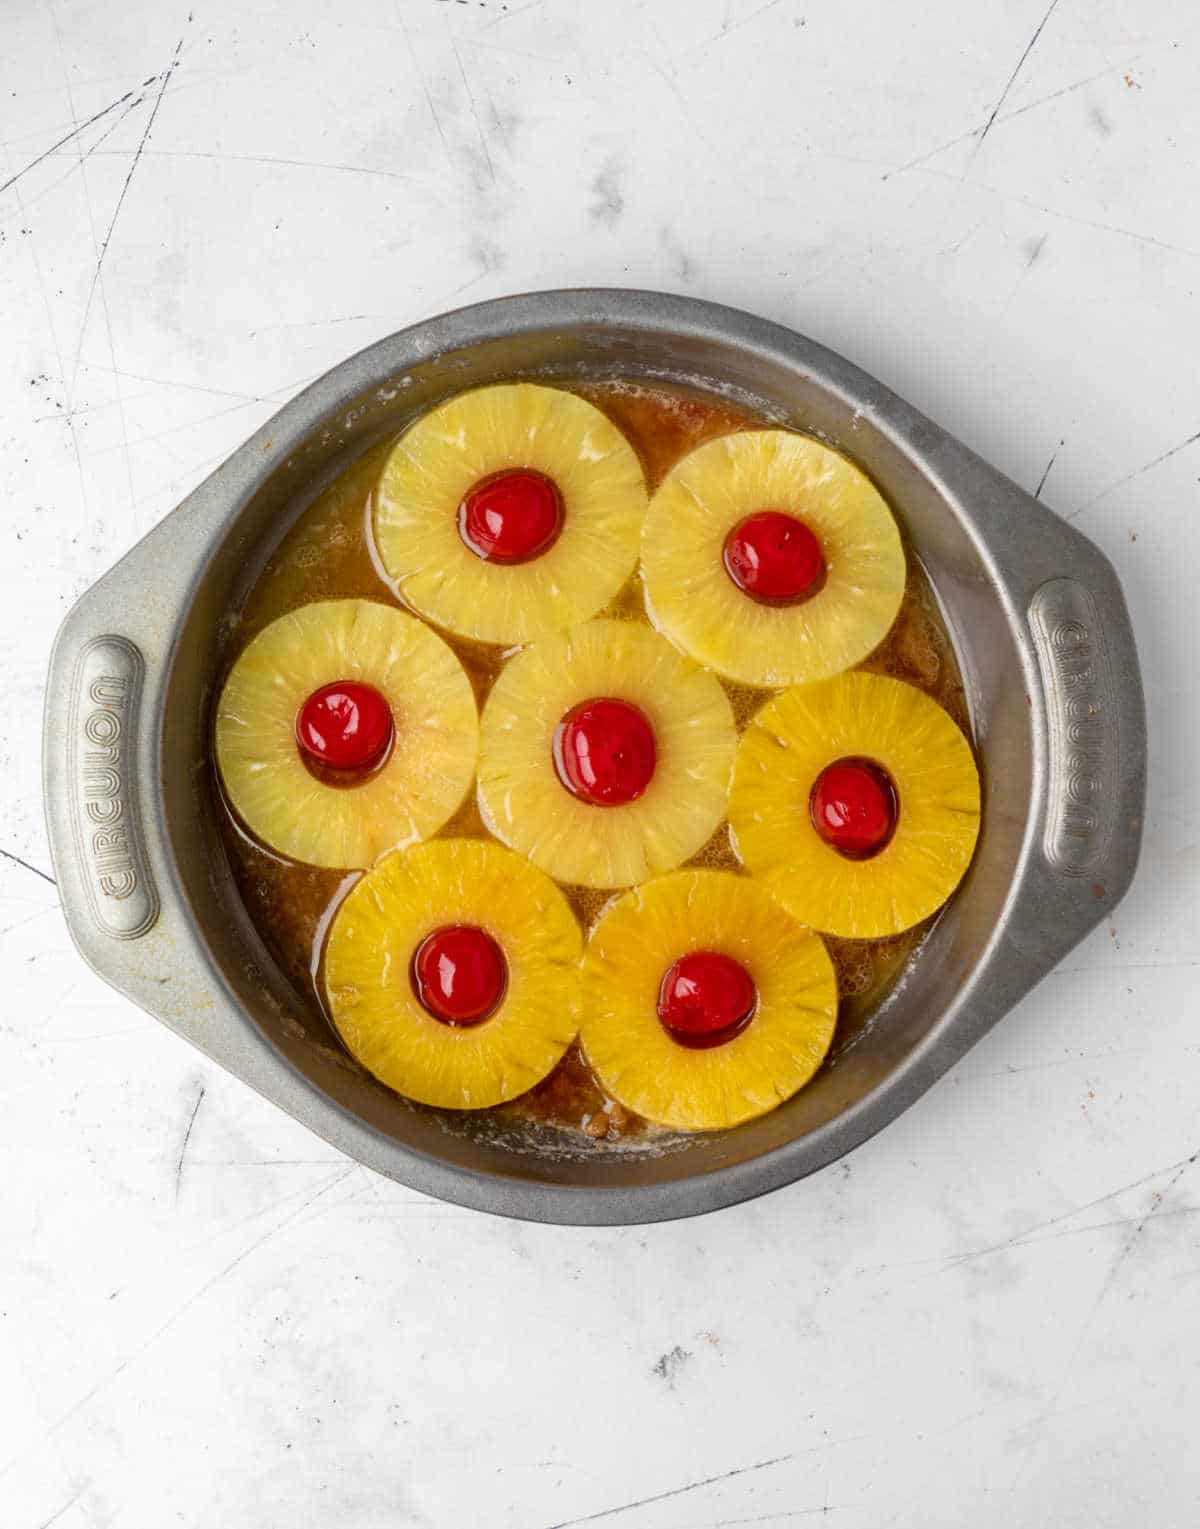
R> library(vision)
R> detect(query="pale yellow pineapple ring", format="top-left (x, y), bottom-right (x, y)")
top-left (478, 619), bottom-right (737, 889)
top-left (373, 383), bottom-right (647, 645)
top-left (730, 672), bottom-right (981, 938)
top-left (642, 430), bottom-right (906, 687)
top-left (325, 840), bottom-right (580, 1110)
top-left (582, 870), bottom-right (838, 1131)
top-left (215, 599), bottom-right (478, 869)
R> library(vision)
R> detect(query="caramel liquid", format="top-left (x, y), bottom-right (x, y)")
top-left (216, 382), bottom-right (971, 1142)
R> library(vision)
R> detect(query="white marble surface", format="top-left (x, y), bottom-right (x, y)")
top-left (3, 1), bottom-right (1199, 1524)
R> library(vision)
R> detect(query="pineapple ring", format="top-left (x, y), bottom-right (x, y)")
top-left (582, 870), bottom-right (838, 1131)
top-left (373, 384), bottom-right (647, 644)
top-left (324, 840), bottom-right (581, 1110)
top-left (478, 619), bottom-right (737, 889)
top-left (642, 430), bottom-right (906, 687)
top-left (215, 600), bottom-right (478, 869)
top-left (730, 672), bottom-right (980, 938)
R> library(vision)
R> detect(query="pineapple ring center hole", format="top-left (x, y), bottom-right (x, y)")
top-left (658, 950), bottom-right (757, 1049)
top-left (723, 510), bottom-right (827, 605)
top-left (411, 925), bottom-right (508, 1026)
top-left (809, 756), bottom-right (899, 860)
top-left (458, 468), bottom-right (565, 565)
top-left (552, 697), bottom-right (658, 807)
top-left (296, 680), bottom-right (394, 780)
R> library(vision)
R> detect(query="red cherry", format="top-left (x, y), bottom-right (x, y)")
top-left (658, 951), bottom-right (757, 1049)
top-left (296, 680), bottom-right (393, 771)
top-left (459, 469), bottom-right (564, 564)
top-left (723, 510), bottom-right (825, 604)
top-left (810, 757), bottom-right (898, 859)
top-left (553, 698), bottom-right (657, 807)
top-left (411, 925), bottom-right (507, 1026)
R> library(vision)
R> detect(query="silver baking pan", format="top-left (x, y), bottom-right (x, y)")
top-left (43, 290), bottom-right (1146, 1224)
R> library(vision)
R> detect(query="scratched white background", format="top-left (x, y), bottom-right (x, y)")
top-left (3, 1), bottom-right (1199, 1525)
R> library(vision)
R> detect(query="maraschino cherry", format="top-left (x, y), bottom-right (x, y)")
top-left (412, 925), bottom-right (507, 1026)
top-left (553, 698), bottom-right (657, 807)
top-left (810, 757), bottom-right (898, 859)
top-left (658, 951), bottom-right (757, 1049)
top-left (459, 469), bottom-right (564, 564)
top-left (724, 510), bottom-right (825, 604)
top-left (296, 681), bottom-right (393, 772)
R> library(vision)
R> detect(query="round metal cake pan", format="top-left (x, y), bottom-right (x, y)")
top-left (43, 290), bottom-right (1147, 1224)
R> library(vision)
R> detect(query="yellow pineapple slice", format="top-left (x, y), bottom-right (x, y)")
top-left (373, 383), bottom-right (647, 644)
top-left (215, 599), bottom-right (477, 869)
top-left (477, 619), bottom-right (736, 889)
top-left (642, 430), bottom-right (906, 687)
top-left (324, 839), bottom-right (580, 1109)
top-left (729, 671), bottom-right (980, 938)
top-left (582, 870), bottom-right (838, 1131)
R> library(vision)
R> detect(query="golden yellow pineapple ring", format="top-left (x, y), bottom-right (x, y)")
top-left (215, 599), bottom-right (478, 868)
top-left (642, 430), bottom-right (907, 687)
top-left (373, 383), bottom-right (648, 645)
top-left (478, 619), bottom-right (737, 889)
top-left (582, 870), bottom-right (838, 1131)
top-left (730, 671), bottom-right (980, 938)
top-left (324, 840), bottom-right (581, 1109)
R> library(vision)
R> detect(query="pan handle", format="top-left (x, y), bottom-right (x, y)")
top-left (927, 437), bottom-right (1147, 973)
top-left (44, 490), bottom-right (213, 985)
top-left (45, 628), bottom-right (161, 943)
top-left (1016, 547), bottom-right (1146, 965)
top-left (42, 485), bottom-right (275, 1086)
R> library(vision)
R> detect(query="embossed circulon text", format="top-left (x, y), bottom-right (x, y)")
top-left (67, 636), bottom-right (159, 938)
top-left (1029, 579), bottom-right (1119, 876)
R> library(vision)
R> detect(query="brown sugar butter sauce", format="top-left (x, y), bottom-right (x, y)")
top-left (215, 382), bottom-right (972, 1144)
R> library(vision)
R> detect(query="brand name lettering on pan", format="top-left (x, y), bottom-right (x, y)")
top-left (68, 635), bottom-right (158, 939)
top-left (1029, 579), bottom-right (1118, 877)
top-left (1051, 619), bottom-right (1105, 846)
top-left (81, 674), bottom-right (137, 899)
